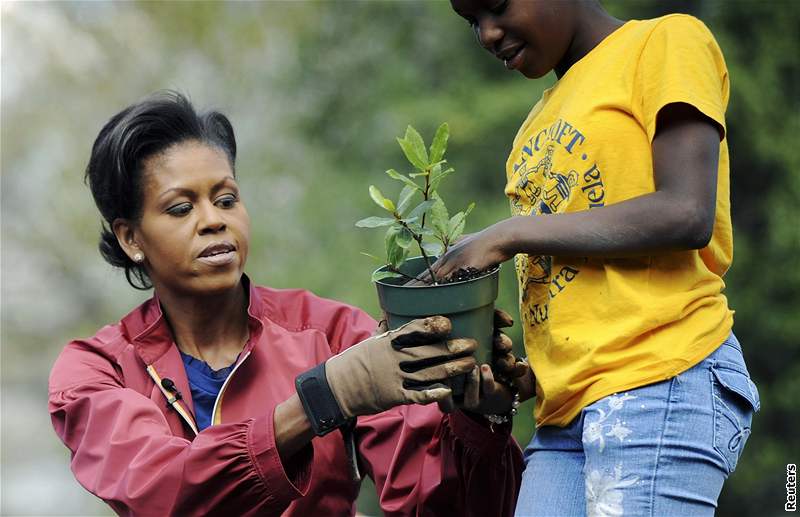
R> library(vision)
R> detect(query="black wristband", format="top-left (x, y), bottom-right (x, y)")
top-left (295, 362), bottom-right (349, 436)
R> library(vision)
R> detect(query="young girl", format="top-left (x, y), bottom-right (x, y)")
top-left (440, 1), bottom-right (760, 515)
top-left (48, 91), bottom-right (523, 516)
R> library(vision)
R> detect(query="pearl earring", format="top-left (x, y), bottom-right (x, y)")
top-left (133, 252), bottom-right (144, 263)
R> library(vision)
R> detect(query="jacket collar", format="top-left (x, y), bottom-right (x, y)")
top-left (123, 274), bottom-right (265, 365)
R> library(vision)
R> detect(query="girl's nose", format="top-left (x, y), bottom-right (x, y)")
top-left (475, 18), bottom-right (504, 52)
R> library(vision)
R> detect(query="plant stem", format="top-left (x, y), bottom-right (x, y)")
top-left (416, 239), bottom-right (438, 284)
top-left (421, 167), bottom-right (430, 229)
top-left (397, 219), bottom-right (438, 284)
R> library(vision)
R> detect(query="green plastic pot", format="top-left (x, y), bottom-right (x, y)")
top-left (374, 256), bottom-right (500, 397)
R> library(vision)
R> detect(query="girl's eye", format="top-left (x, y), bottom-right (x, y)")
top-left (216, 194), bottom-right (238, 209)
top-left (490, 0), bottom-right (508, 15)
top-left (167, 203), bottom-right (192, 216)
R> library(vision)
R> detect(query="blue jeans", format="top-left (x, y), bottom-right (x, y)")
top-left (515, 333), bottom-right (760, 517)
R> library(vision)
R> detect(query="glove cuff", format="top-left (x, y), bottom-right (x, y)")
top-left (295, 362), bottom-right (349, 436)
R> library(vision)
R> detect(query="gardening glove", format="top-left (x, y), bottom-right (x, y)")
top-left (326, 315), bottom-right (478, 418)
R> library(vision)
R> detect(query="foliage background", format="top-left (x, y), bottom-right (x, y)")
top-left (1, 1), bottom-right (797, 515)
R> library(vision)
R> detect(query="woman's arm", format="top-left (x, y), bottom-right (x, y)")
top-left (274, 394), bottom-right (315, 464)
top-left (49, 344), bottom-right (312, 516)
top-left (429, 103), bottom-right (721, 279)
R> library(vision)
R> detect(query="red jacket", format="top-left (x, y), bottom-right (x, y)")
top-left (49, 279), bottom-right (523, 516)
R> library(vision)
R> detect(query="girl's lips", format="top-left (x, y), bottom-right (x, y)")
top-left (504, 45), bottom-right (526, 70)
top-left (197, 250), bottom-right (236, 266)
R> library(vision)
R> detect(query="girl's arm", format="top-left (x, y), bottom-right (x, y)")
top-left (429, 103), bottom-right (721, 279)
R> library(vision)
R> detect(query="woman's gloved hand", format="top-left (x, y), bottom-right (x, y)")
top-left (325, 315), bottom-right (478, 418)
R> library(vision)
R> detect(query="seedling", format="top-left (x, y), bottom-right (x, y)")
top-left (356, 123), bottom-right (474, 284)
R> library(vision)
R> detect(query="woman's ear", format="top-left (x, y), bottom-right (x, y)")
top-left (112, 218), bottom-right (142, 263)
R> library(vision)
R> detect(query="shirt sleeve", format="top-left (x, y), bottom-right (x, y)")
top-left (49, 342), bottom-right (312, 517)
top-left (634, 15), bottom-right (730, 142)
top-left (356, 404), bottom-right (523, 517)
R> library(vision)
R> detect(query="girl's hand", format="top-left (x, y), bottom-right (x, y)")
top-left (460, 364), bottom-right (514, 415)
top-left (443, 310), bottom-right (536, 416)
top-left (489, 309), bottom-right (536, 403)
top-left (426, 226), bottom-right (509, 283)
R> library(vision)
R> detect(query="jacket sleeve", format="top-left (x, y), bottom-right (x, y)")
top-left (48, 341), bottom-right (312, 517)
top-left (356, 405), bottom-right (523, 517)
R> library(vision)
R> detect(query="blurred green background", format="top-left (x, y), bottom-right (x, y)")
top-left (1, 1), bottom-right (797, 515)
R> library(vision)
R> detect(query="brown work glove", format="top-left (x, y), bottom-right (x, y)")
top-left (325, 315), bottom-right (477, 418)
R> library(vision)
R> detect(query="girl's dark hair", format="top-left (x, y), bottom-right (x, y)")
top-left (85, 90), bottom-right (237, 290)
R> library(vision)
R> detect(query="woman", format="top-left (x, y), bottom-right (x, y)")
top-left (48, 91), bottom-right (523, 516)
top-left (435, 1), bottom-right (761, 515)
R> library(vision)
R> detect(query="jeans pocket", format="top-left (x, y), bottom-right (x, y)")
top-left (710, 360), bottom-right (760, 474)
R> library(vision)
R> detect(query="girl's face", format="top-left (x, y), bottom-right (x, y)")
top-left (120, 141), bottom-right (250, 298)
top-left (450, 0), bottom-right (578, 79)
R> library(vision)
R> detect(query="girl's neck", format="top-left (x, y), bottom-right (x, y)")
top-left (555, 7), bottom-right (626, 79)
top-left (156, 280), bottom-right (250, 370)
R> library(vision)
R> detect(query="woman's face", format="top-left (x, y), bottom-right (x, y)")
top-left (127, 141), bottom-right (250, 297)
top-left (450, 0), bottom-right (577, 79)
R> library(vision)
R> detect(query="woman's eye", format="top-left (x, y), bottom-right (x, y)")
top-left (216, 194), bottom-right (238, 209)
top-left (167, 203), bottom-right (192, 216)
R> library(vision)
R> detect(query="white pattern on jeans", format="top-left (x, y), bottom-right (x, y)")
top-left (586, 464), bottom-right (640, 517)
top-left (583, 394), bottom-right (639, 516)
top-left (582, 393), bottom-right (636, 452)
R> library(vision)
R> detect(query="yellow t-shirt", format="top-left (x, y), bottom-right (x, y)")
top-left (505, 14), bottom-right (733, 427)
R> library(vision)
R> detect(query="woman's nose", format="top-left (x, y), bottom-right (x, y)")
top-left (197, 203), bottom-right (226, 234)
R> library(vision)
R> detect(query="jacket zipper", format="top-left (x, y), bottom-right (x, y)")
top-left (210, 350), bottom-right (252, 426)
top-left (146, 364), bottom-right (199, 436)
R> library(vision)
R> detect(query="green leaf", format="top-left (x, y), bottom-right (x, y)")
top-left (385, 226), bottom-right (409, 268)
top-left (429, 167), bottom-right (455, 192)
top-left (369, 185), bottom-right (396, 213)
top-left (360, 251), bottom-right (385, 263)
top-left (396, 227), bottom-right (414, 249)
top-left (407, 199), bottom-right (437, 221)
top-left (356, 216), bottom-right (397, 228)
top-left (429, 122), bottom-right (449, 164)
top-left (447, 202), bottom-right (475, 242)
top-left (406, 222), bottom-right (431, 235)
top-left (402, 125), bottom-right (429, 170)
top-left (448, 211), bottom-right (466, 242)
top-left (409, 171), bottom-right (429, 178)
top-left (429, 193), bottom-right (450, 236)
top-left (422, 242), bottom-right (444, 257)
top-left (397, 184), bottom-right (418, 216)
top-left (386, 169), bottom-right (421, 191)
top-left (372, 270), bottom-right (403, 282)
top-left (464, 201), bottom-right (475, 217)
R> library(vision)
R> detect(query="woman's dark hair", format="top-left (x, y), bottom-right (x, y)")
top-left (85, 90), bottom-right (237, 290)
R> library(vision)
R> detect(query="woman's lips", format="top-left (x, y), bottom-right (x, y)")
top-left (197, 250), bottom-right (237, 266)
